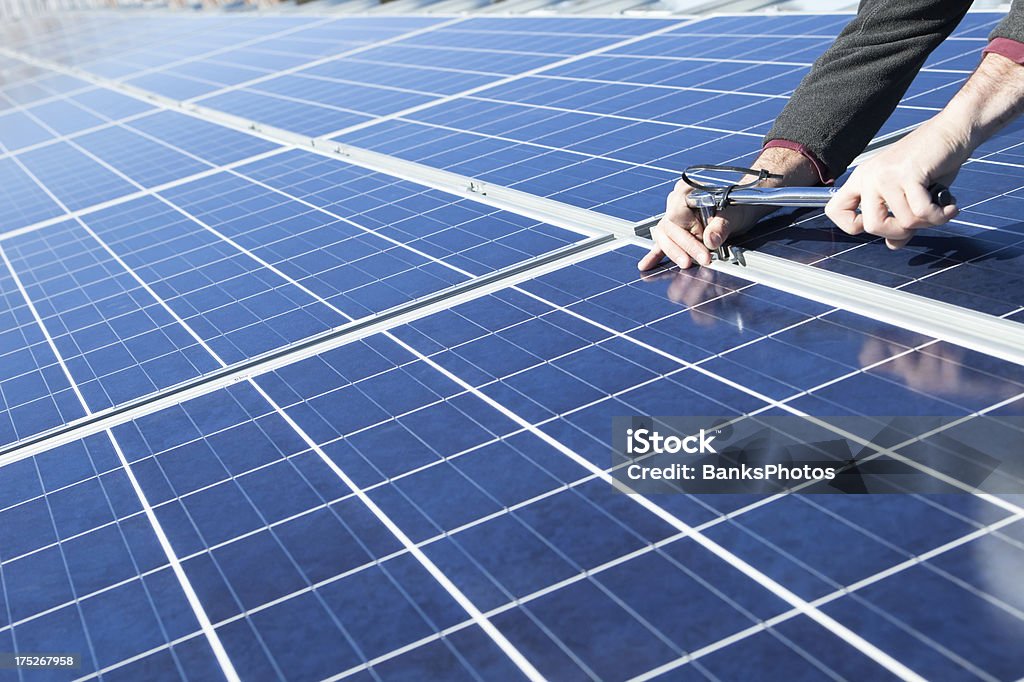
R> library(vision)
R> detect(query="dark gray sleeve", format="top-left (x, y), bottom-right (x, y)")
top-left (764, 0), bottom-right (973, 181)
top-left (991, 0), bottom-right (1024, 43)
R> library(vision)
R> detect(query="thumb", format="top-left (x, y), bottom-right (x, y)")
top-left (702, 216), bottom-right (730, 250)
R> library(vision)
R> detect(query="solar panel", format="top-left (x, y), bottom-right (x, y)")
top-left (0, 8), bottom-right (1022, 682)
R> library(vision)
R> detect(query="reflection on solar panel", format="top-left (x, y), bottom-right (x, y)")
top-left (0, 8), bottom-right (1023, 682)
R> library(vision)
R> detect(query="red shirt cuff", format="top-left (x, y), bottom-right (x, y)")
top-left (762, 139), bottom-right (834, 185)
top-left (984, 37), bottom-right (1024, 65)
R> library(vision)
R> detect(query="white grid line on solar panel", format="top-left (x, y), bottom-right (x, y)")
top-left (0, 156), bottom-right (66, 230)
top-left (0, 440), bottom-right (158, 681)
top-left (116, 17), bottom-right (467, 102)
top-left (311, 9), bottom-right (983, 138)
top-left (7, 299), bottom-right (1013, 581)
top-left (630, 514), bottom-right (1024, 681)
top-left (287, 19), bottom-right (703, 139)
top-left (292, 303), bottom-right (1019, 679)
top-left (0, 145), bottom-right (288, 243)
top-left (0, 242), bottom-right (240, 681)
top-left (85, 14), bottom-right (341, 80)
top-left (4, 222), bottom-right (1019, 675)
top-left (0, 145), bottom-right (234, 413)
top-left (0, 137), bottom-right (598, 444)
top-left (325, 50), bottom-right (973, 222)
top-left (167, 16), bottom-right (693, 134)
top-left (61, 196), bottom-right (1024, 679)
top-left (38, 508), bottom-right (1024, 682)
top-left (299, 267), bottom-right (1024, 502)
top-left (0, 220), bottom-right (224, 411)
top-left (15, 15), bottom-right (456, 86)
top-left (16, 140), bottom-right (581, 329)
top-left (2, 138), bottom-right (1015, 466)
top-left (0, 21), bottom-right (962, 236)
top-left (0, 193), bottom-right (515, 682)
top-left (5, 241), bottom-right (1017, 547)
top-left (337, 53), bottom-right (951, 147)
top-left (167, 164), bottom-right (581, 277)
top-left (6, 378), bottom-right (1007, 679)
top-left (106, 16), bottom-right (462, 87)
top-left (4, 150), bottom-right (995, 679)
top-left (2, 346), bottom-right (1015, 679)
top-left (3, 17), bottom-right (242, 74)
top-left (301, 17), bottom-right (983, 214)
top-left (0, 98), bottom-right (155, 160)
top-left (0, 63), bottom-right (86, 97)
top-left (5, 14), bottom-right (314, 66)
top-left (182, 331), bottom-right (1015, 675)
top-left (4, 46), bottom-right (1019, 399)
top-left (0, 70), bottom-right (93, 111)
top-left (2, 15), bottom-right (1015, 659)
top-left (0, 197), bottom-right (551, 679)
top-left (0, 269), bottom-right (85, 443)
top-left (8, 101), bottom-right (281, 194)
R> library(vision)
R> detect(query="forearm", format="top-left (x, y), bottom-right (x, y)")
top-left (765, 0), bottom-right (973, 181)
top-left (930, 51), bottom-right (1024, 157)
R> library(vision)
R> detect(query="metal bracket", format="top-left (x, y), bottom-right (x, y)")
top-left (712, 245), bottom-right (745, 266)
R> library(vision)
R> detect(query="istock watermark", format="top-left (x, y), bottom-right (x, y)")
top-left (610, 415), bottom-right (1022, 495)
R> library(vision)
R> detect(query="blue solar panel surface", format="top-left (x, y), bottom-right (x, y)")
top-left (0, 9), bottom-right (1022, 682)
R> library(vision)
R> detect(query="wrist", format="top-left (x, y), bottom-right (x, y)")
top-left (747, 145), bottom-right (824, 188)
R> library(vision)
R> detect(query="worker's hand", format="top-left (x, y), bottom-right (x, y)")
top-left (637, 177), bottom-right (761, 271)
top-left (639, 147), bottom-right (822, 271)
top-left (825, 119), bottom-right (964, 249)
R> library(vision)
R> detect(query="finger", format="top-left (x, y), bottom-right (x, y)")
top-left (883, 188), bottom-right (924, 230)
top-left (702, 216), bottom-right (729, 251)
top-left (665, 192), bottom-right (697, 231)
top-left (825, 186), bottom-right (863, 234)
top-left (885, 236), bottom-right (913, 250)
top-left (877, 189), bottom-right (920, 249)
top-left (638, 244), bottom-right (665, 271)
top-left (859, 189), bottom-right (892, 237)
top-left (904, 184), bottom-right (950, 225)
top-left (651, 221), bottom-right (693, 270)
top-left (660, 216), bottom-right (712, 267)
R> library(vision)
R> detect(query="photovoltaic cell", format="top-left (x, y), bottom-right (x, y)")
top-left (0, 110), bottom-right (55, 152)
top-left (16, 142), bottom-right (138, 211)
top-left (0, 157), bottom-right (64, 230)
top-left (25, 98), bottom-right (106, 137)
top-left (72, 126), bottom-right (212, 188)
top-left (122, 110), bottom-right (282, 166)
top-left (69, 86), bottom-right (156, 120)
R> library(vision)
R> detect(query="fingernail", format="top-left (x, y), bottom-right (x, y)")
top-left (707, 233), bottom-right (721, 248)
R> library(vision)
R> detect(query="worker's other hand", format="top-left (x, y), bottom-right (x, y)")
top-left (637, 178), bottom-right (761, 271)
top-left (825, 119), bottom-right (964, 249)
